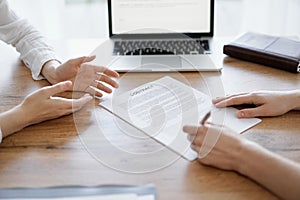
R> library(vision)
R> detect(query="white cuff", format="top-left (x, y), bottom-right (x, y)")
top-left (22, 49), bottom-right (60, 81)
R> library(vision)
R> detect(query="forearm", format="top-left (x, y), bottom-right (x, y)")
top-left (0, 105), bottom-right (30, 138)
top-left (0, 1), bottom-right (59, 81)
top-left (14, 23), bottom-right (59, 81)
top-left (237, 141), bottom-right (300, 200)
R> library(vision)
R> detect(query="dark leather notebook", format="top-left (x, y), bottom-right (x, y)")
top-left (223, 32), bottom-right (300, 73)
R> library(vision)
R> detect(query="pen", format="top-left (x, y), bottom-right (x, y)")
top-left (200, 111), bottom-right (211, 125)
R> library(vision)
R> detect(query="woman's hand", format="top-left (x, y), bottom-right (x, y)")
top-left (183, 123), bottom-right (245, 171)
top-left (212, 91), bottom-right (299, 118)
top-left (42, 56), bottom-right (119, 97)
top-left (20, 81), bottom-right (93, 125)
top-left (0, 81), bottom-right (92, 138)
top-left (183, 122), bottom-right (300, 200)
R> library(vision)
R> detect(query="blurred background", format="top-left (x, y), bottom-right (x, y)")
top-left (3, 1), bottom-right (300, 133)
top-left (9, 0), bottom-right (107, 39)
top-left (9, 0), bottom-right (300, 40)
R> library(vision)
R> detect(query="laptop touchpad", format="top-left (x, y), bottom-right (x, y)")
top-left (141, 56), bottom-right (182, 69)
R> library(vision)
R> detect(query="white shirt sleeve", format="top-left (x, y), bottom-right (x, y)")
top-left (0, 0), bottom-right (60, 80)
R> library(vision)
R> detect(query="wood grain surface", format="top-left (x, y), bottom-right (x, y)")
top-left (0, 39), bottom-right (299, 200)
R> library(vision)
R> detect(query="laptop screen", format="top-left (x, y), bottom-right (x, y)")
top-left (108, 0), bottom-right (214, 38)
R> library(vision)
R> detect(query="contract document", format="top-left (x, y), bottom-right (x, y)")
top-left (100, 76), bottom-right (261, 161)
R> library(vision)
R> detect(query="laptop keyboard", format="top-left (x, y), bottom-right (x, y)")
top-left (113, 39), bottom-right (210, 56)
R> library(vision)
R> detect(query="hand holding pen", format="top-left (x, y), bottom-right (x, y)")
top-left (200, 111), bottom-right (211, 125)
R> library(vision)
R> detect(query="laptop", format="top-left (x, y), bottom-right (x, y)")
top-left (101, 0), bottom-right (221, 72)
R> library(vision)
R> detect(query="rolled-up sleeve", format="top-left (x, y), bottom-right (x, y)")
top-left (0, 0), bottom-right (59, 80)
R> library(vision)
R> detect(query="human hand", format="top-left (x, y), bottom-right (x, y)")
top-left (0, 81), bottom-right (93, 138)
top-left (212, 91), bottom-right (296, 118)
top-left (20, 81), bottom-right (93, 126)
top-left (42, 56), bottom-right (119, 97)
top-left (184, 123), bottom-right (300, 200)
top-left (183, 123), bottom-right (245, 171)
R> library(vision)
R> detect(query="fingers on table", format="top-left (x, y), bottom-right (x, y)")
top-left (183, 125), bottom-right (207, 145)
top-left (237, 106), bottom-right (266, 118)
top-left (213, 93), bottom-right (254, 108)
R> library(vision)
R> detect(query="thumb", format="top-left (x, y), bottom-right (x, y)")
top-left (82, 55), bottom-right (96, 63)
top-left (69, 55), bottom-right (96, 66)
top-left (44, 81), bottom-right (73, 97)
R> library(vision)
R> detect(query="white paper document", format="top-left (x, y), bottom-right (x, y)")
top-left (100, 76), bottom-right (261, 161)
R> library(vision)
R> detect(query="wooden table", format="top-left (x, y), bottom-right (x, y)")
top-left (0, 38), bottom-right (300, 200)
